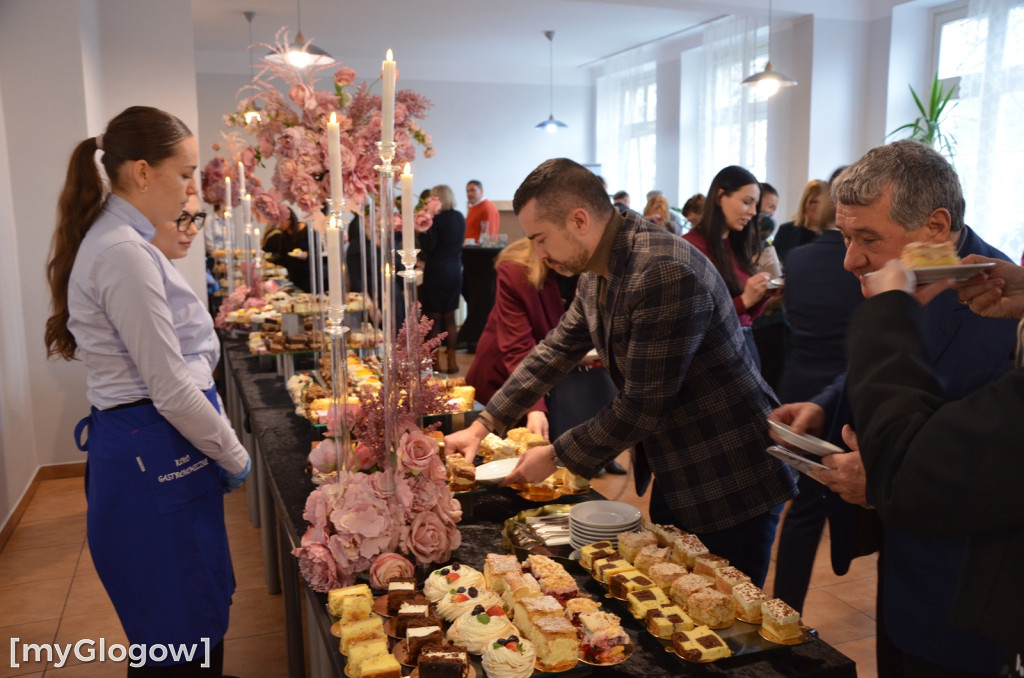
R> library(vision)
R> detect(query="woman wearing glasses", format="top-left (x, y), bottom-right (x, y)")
top-left (44, 106), bottom-right (249, 676)
top-left (151, 194), bottom-right (206, 260)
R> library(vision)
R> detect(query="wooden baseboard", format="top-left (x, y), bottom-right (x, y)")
top-left (0, 462), bottom-right (86, 552)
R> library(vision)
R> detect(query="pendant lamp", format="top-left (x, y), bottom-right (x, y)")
top-left (535, 31), bottom-right (568, 132)
top-left (267, 0), bottom-right (334, 69)
top-left (741, 0), bottom-right (796, 98)
top-left (243, 12), bottom-right (262, 124)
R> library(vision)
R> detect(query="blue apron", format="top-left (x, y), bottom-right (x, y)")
top-left (75, 386), bottom-right (233, 663)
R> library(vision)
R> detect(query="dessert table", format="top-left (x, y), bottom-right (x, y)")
top-left (222, 338), bottom-right (858, 678)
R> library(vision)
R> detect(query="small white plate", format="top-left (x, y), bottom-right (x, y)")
top-left (569, 524), bottom-right (639, 540)
top-left (910, 262), bottom-right (995, 284)
top-left (569, 500), bottom-right (642, 528)
top-left (767, 420), bottom-right (842, 457)
top-left (766, 277), bottom-right (785, 290)
top-left (475, 457), bottom-right (519, 484)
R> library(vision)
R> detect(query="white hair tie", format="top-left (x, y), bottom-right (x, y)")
top-left (95, 133), bottom-right (104, 150)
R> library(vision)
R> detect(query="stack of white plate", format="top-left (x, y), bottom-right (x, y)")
top-left (569, 500), bottom-right (642, 551)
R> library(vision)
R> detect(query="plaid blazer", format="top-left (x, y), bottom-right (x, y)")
top-left (487, 211), bottom-right (796, 532)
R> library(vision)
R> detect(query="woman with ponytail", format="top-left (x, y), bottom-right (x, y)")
top-left (683, 166), bottom-right (774, 368)
top-left (45, 106), bottom-right (249, 676)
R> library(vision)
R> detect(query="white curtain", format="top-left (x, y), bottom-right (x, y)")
top-left (691, 16), bottom-right (767, 194)
top-left (596, 50), bottom-right (657, 202)
top-left (956, 0), bottom-right (1024, 260)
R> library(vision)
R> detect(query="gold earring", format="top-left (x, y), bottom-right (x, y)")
top-left (141, 185), bottom-right (148, 192)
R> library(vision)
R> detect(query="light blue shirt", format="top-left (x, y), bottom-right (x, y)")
top-left (67, 194), bottom-right (248, 474)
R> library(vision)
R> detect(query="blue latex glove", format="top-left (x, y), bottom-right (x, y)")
top-left (220, 457), bottom-right (251, 494)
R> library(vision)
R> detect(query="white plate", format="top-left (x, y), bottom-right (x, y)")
top-left (910, 262), bottom-right (995, 284)
top-left (766, 277), bottom-right (785, 290)
top-left (766, 445), bottom-right (830, 483)
top-left (569, 520), bottom-right (640, 535)
top-left (767, 420), bottom-right (842, 457)
top-left (569, 524), bottom-right (638, 540)
top-left (475, 457), bottom-right (519, 484)
top-left (569, 500), bottom-right (642, 528)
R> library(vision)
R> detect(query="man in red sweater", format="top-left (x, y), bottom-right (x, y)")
top-left (465, 179), bottom-right (500, 241)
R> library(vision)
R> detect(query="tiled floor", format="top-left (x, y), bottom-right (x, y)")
top-left (1, 348), bottom-right (878, 677)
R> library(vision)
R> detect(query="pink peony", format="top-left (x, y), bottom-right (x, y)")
top-left (397, 428), bottom-right (440, 476)
top-left (406, 508), bottom-right (457, 564)
top-left (368, 553), bottom-right (415, 591)
top-left (291, 542), bottom-right (339, 593)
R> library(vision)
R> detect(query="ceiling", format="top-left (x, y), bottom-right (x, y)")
top-left (192, 0), bottom-right (886, 85)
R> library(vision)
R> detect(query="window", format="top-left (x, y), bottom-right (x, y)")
top-left (679, 17), bottom-right (769, 202)
top-left (596, 58), bottom-right (657, 202)
top-left (934, 1), bottom-right (1024, 260)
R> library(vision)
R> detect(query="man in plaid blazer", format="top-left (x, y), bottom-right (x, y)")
top-left (446, 158), bottom-right (796, 585)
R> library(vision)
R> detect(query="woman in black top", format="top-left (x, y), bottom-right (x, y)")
top-left (418, 184), bottom-right (466, 373)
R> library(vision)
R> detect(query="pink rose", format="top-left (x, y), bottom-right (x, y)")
top-left (424, 456), bottom-right (447, 484)
top-left (406, 509), bottom-right (455, 565)
top-left (334, 67), bottom-right (357, 87)
top-left (308, 439), bottom-right (339, 474)
top-left (353, 442), bottom-right (375, 471)
top-left (324, 402), bottom-right (363, 436)
top-left (289, 84), bottom-right (316, 110)
top-left (291, 543), bottom-right (339, 593)
top-left (397, 429), bottom-right (440, 475)
top-left (369, 553), bottom-right (415, 591)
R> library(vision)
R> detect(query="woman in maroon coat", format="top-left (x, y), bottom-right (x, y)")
top-left (466, 238), bottom-right (563, 437)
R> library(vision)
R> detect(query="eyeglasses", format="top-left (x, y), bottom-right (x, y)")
top-left (176, 211), bottom-right (207, 232)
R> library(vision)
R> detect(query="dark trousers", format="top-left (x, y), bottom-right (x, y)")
top-left (772, 472), bottom-right (828, 612)
top-left (126, 639), bottom-right (224, 677)
top-left (649, 479), bottom-right (782, 589)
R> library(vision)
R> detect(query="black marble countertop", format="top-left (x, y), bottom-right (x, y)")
top-left (225, 339), bottom-right (857, 678)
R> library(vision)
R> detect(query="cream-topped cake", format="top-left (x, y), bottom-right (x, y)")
top-left (694, 554), bottom-right (730, 580)
top-left (445, 603), bottom-right (516, 654)
top-left (714, 566), bottom-right (750, 594)
top-left (761, 598), bottom-right (802, 640)
top-left (528, 616), bottom-right (580, 672)
top-left (731, 582), bottom-right (767, 622)
top-left (671, 534), bottom-right (709, 568)
top-left (481, 636), bottom-right (536, 678)
top-left (423, 562), bottom-right (483, 603)
top-left (648, 562), bottom-right (689, 593)
top-left (437, 585), bottom-right (502, 622)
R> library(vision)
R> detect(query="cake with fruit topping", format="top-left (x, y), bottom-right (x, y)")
top-left (437, 585), bottom-right (502, 622)
top-left (445, 603), bottom-right (516, 654)
top-left (481, 636), bottom-right (536, 678)
top-left (578, 610), bottom-right (631, 664)
top-left (563, 597), bottom-right (602, 627)
top-left (424, 562), bottom-right (483, 603)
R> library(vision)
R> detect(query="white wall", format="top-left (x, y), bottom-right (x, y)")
top-left (0, 0), bottom-right (201, 526)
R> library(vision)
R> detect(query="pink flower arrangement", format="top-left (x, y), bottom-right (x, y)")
top-left (292, 311), bottom-right (463, 591)
top-left (222, 28), bottom-right (435, 222)
top-left (213, 279), bottom-right (279, 330)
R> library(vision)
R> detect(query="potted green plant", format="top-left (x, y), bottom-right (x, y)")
top-left (887, 74), bottom-right (958, 161)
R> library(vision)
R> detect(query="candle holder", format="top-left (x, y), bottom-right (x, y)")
top-left (365, 197), bottom-right (382, 354)
top-left (375, 140), bottom-right (400, 492)
top-left (224, 209), bottom-right (235, 296)
top-left (397, 248), bottom-right (422, 415)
